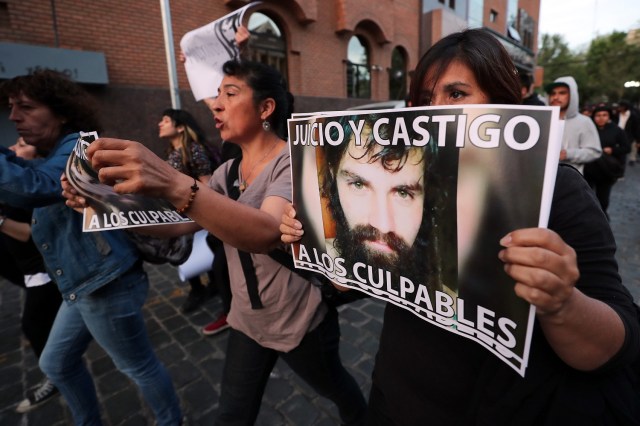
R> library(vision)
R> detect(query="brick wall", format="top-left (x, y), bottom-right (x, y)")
top-left (0, 0), bottom-right (416, 148)
top-left (1, 0), bottom-right (542, 149)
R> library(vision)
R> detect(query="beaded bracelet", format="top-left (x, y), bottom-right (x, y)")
top-left (176, 179), bottom-right (199, 214)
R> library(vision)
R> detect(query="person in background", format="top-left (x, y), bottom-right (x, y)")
top-left (180, 25), bottom-right (249, 335)
top-left (617, 99), bottom-right (640, 167)
top-left (584, 103), bottom-right (630, 217)
top-left (546, 76), bottom-right (602, 174)
top-left (580, 105), bottom-right (593, 117)
top-left (0, 70), bottom-right (183, 425)
top-left (159, 108), bottom-right (216, 313)
top-left (63, 59), bottom-right (367, 425)
top-left (281, 29), bottom-right (640, 424)
top-left (519, 71), bottom-right (545, 106)
top-left (200, 140), bottom-right (241, 336)
top-left (0, 137), bottom-right (63, 414)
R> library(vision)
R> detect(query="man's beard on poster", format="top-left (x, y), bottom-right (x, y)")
top-left (334, 220), bottom-right (425, 285)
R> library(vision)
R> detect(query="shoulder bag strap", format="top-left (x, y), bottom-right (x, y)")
top-left (226, 155), bottom-right (263, 309)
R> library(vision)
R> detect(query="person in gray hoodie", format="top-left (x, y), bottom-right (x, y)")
top-left (546, 76), bottom-right (601, 174)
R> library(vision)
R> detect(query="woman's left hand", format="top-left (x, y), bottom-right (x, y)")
top-left (499, 227), bottom-right (627, 370)
top-left (86, 138), bottom-right (181, 199)
top-left (61, 173), bottom-right (87, 213)
top-left (498, 228), bottom-right (580, 317)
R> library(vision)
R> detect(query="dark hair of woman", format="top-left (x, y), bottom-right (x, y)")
top-left (0, 69), bottom-right (103, 133)
top-left (161, 108), bottom-right (207, 169)
top-left (409, 28), bottom-right (521, 107)
top-left (222, 60), bottom-right (294, 140)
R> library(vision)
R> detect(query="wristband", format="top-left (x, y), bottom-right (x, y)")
top-left (176, 179), bottom-right (199, 214)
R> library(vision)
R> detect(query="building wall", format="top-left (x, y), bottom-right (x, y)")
top-left (517, 0), bottom-right (542, 87)
top-left (0, 0), bottom-right (421, 151)
top-left (0, 0), bottom-right (541, 150)
top-left (518, 0), bottom-right (540, 54)
top-left (483, 0), bottom-right (508, 34)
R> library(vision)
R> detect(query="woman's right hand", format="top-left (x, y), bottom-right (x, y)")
top-left (61, 173), bottom-right (87, 213)
top-left (280, 204), bottom-right (304, 244)
top-left (86, 138), bottom-right (181, 199)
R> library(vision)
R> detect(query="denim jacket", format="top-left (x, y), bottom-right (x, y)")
top-left (0, 132), bottom-right (140, 302)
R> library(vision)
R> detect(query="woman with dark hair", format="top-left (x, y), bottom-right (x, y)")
top-left (63, 60), bottom-right (367, 425)
top-left (158, 108), bottom-right (216, 313)
top-left (584, 103), bottom-right (630, 217)
top-left (282, 29), bottom-right (640, 424)
top-left (0, 70), bottom-right (183, 425)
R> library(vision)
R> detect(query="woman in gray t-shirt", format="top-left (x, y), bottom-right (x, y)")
top-left (69, 59), bottom-right (367, 425)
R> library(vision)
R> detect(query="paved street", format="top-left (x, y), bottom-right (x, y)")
top-left (1, 165), bottom-right (640, 425)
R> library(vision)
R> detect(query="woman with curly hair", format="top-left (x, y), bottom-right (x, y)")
top-left (0, 70), bottom-right (183, 425)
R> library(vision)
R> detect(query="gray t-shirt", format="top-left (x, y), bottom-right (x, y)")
top-left (209, 146), bottom-right (326, 352)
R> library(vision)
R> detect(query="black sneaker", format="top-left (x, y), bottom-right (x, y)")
top-left (181, 290), bottom-right (206, 314)
top-left (16, 379), bottom-right (59, 413)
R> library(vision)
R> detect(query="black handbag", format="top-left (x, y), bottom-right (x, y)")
top-left (127, 231), bottom-right (193, 266)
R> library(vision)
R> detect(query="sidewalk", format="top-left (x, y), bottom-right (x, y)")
top-left (0, 261), bottom-right (384, 425)
top-left (1, 165), bottom-right (639, 425)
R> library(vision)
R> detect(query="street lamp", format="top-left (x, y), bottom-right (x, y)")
top-left (624, 81), bottom-right (640, 88)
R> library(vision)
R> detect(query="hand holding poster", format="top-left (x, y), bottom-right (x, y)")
top-left (65, 132), bottom-right (193, 232)
top-left (180, 2), bottom-right (260, 101)
top-left (287, 105), bottom-right (562, 376)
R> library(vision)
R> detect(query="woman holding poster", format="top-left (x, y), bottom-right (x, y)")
top-left (64, 60), bottom-right (367, 425)
top-left (281, 29), bottom-right (640, 424)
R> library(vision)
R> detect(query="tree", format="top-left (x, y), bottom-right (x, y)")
top-left (585, 32), bottom-right (640, 104)
top-left (538, 31), bottom-right (640, 106)
top-left (538, 34), bottom-right (588, 102)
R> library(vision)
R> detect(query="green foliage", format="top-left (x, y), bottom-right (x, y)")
top-left (538, 31), bottom-right (640, 106)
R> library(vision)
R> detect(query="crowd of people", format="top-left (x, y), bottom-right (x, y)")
top-left (2, 26), bottom-right (640, 426)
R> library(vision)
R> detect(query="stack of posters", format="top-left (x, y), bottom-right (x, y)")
top-left (286, 105), bottom-right (562, 376)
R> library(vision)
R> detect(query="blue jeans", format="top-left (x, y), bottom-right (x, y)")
top-left (216, 307), bottom-right (366, 425)
top-left (39, 264), bottom-right (181, 426)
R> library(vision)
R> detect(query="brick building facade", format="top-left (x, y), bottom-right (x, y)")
top-left (0, 0), bottom-right (540, 152)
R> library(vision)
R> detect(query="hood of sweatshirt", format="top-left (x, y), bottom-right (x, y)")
top-left (548, 76), bottom-right (579, 119)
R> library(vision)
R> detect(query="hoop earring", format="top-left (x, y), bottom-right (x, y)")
top-left (262, 120), bottom-right (271, 132)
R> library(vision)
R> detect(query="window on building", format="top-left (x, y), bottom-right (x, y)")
top-left (0, 2), bottom-right (10, 28)
top-left (437, 0), bottom-right (455, 9)
top-left (346, 35), bottom-right (371, 99)
top-left (246, 12), bottom-right (288, 84)
top-left (489, 9), bottom-right (498, 23)
top-left (389, 47), bottom-right (407, 101)
top-left (518, 9), bottom-right (536, 50)
top-left (507, 0), bottom-right (518, 28)
top-left (468, 0), bottom-right (484, 28)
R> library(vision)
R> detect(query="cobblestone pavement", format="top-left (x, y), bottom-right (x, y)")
top-left (1, 165), bottom-right (639, 425)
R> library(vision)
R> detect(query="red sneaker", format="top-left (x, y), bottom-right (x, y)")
top-left (202, 314), bottom-right (229, 336)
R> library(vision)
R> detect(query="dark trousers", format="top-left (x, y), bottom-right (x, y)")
top-left (187, 273), bottom-right (209, 294)
top-left (206, 233), bottom-right (232, 314)
top-left (592, 181), bottom-right (615, 215)
top-left (22, 281), bottom-right (62, 358)
top-left (0, 240), bottom-right (25, 286)
top-left (213, 242), bottom-right (231, 313)
top-left (216, 307), bottom-right (366, 425)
